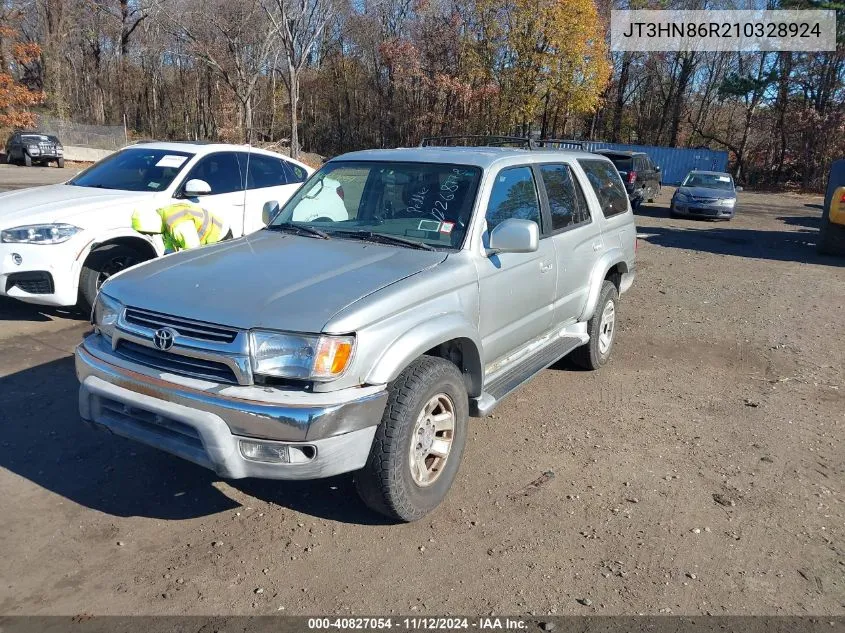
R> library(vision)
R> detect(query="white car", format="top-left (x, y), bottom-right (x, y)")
top-left (0, 141), bottom-right (347, 310)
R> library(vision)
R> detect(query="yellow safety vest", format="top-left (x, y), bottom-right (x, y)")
top-left (158, 203), bottom-right (225, 250)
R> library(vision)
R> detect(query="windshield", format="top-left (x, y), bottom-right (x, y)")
top-left (22, 134), bottom-right (53, 143)
top-left (682, 173), bottom-right (734, 191)
top-left (601, 154), bottom-right (633, 171)
top-left (68, 148), bottom-right (194, 192)
top-left (270, 161), bottom-right (482, 250)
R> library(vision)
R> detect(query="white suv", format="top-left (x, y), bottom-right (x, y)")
top-left (0, 142), bottom-right (344, 309)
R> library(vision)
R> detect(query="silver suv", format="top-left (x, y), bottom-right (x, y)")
top-left (75, 145), bottom-right (637, 521)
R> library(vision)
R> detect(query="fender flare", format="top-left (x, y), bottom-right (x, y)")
top-left (366, 312), bottom-right (484, 397)
top-left (76, 229), bottom-right (162, 266)
top-left (578, 248), bottom-right (629, 322)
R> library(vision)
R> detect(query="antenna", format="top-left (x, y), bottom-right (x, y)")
top-left (242, 127), bottom-right (252, 236)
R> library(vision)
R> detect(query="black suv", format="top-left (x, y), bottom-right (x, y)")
top-left (594, 150), bottom-right (660, 209)
top-left (5, 131), bottom-right (65, 168)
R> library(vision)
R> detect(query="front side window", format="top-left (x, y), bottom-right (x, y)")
top-left (185, 152), bottom-right (244, 194)
top-left (541, 164), bottom-right (591, 231)
top-left (68, 148), bottom-right (194, 192)
top-left (485, 166), bottom-right (541, 232)
top-left (272, 161), bottom-right (482, 250)
top-left (578, 159), bottom-right (629, 218)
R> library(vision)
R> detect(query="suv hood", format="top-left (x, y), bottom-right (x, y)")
top-left (103, 231), bottom-right (448, 332)
top-left (0, 184), bottom-right (157, 228)
top-left (677, 186), bottom-right (735, 200)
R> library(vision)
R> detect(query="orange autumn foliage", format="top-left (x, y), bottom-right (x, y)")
top-left (0, 30), bottom-right (44, 128)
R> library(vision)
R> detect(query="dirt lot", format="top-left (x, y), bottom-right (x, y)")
top-left (0, 174), bottom-right (842, 617)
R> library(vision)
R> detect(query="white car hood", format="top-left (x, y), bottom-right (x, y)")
top-left (0, 184), bottom-right (158, 229)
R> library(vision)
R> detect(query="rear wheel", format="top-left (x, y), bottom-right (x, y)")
top-left (571, 280), bottom-right (619, 370)
top-left (4, 151), bottom-right (11, 164)
top-left (79, 244), bottom-right (147, 312)
top-left (355, 356), bottom-right (468, 522)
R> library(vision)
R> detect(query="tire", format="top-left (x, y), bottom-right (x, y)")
top-left (631, 197), bottom-right (642, 211)
top-left (23, 153), bottom-right (32, 167)
top-left (79, 244), bottom-right (146, 312)
top-left (355, 356), bottom-right (469, 522)
top-left (4, 152), bottom-right (11, 164)
top-left (571, 280), bottom-right (619, 370)
top-left (57, 157), bottom-right (65, 168)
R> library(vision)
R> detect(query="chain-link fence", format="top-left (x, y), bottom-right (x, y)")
top-left (37, 115), bottom-right (127, 150)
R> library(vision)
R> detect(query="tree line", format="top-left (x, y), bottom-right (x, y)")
top-left (0, 0), bottom-right (843, 190)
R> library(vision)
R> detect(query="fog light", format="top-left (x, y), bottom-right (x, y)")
top-left (239, 440), bottom-right (290, 463)
top-left (238, 439), bottom-right (317, 464)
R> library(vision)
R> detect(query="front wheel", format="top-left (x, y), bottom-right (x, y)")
top-left (571, 280), bottom-right (619, 370)
top-left (355, 356), bottom-right (468, 522)
top-left (57, 157), bottom-right (65, 168)
top-left (78, 244), bottom-right (146, 312)
top-left (23, 153), bottom-right (32, 167)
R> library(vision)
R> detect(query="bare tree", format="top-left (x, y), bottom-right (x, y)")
top-left (266, 0), bottom-right (337, 158)
top-left (161, 0), bottom-right (281, 140)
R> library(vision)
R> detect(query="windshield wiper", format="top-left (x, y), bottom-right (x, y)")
top-left (331, 230), bottom-right (435, 251)
top-left (266, 223), bottom-right (330, 240)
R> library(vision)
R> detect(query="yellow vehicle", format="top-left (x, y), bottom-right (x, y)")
top-left (819, 159), bottom-right (845, 256)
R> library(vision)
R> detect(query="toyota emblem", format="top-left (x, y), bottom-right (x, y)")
top-left (153, 327), bottom-right (177, 351)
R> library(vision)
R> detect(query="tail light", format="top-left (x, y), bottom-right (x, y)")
top-left (336, 186), bottom-right (345, 200)
top-left (627, 171), bottom-right (637, 184)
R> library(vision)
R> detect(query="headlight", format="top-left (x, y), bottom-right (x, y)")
top-left (92, 294), bottom-right (123, 340)
top-left (717, 198), bottom-right (736, 207)
top-left (674, 192), bottom-right (690, 202)
top-left (250, 331), bottom-right (355, 381)
top-left (1, 223), bottom-right (81, 244)
top-left (28, 145), bottom-right (40, 154)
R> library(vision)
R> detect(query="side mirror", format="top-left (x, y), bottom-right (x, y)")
top-left (184, 179), bottom-right (212, 196)
top-left (262, 200), bottom-right (280, 226)
top-left (735, 186), bottom-right (743, 192)
top-left (488, 218), bottom-right (539, 254)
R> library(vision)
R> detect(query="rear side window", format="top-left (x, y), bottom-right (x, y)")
top-left (540, 164), bottom-right (591, 230)
top-left (284, 161), bottom-right (308, 183)
top-left (485, 166), bottom-right (541, 231)
top-left (578, 159), bottom-right (629, 218)
top-left (245, 154), bottom-right (288, 189)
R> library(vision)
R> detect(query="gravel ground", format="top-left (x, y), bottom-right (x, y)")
top-left (0, 179), bottom-right (842, 616)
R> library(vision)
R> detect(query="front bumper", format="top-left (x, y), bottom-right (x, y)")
top-left (75, 338), bottom-right (388, 480)
top-left (671, 200), bottom-right (735, 219)
top-left (0, 240), bottom-right (82, 306)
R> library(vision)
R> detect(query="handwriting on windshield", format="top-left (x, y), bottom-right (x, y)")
top-left (430, 169), bottom-right (463, 221)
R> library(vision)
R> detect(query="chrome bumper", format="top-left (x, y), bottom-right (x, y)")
top-left (75, 338), bottom-right (387, 480)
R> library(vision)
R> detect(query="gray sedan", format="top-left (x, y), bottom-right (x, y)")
top-left (670, 171), bottom-right (740, 220)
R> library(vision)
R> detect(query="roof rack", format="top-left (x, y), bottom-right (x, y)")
top-left (420, 135), bottom-right (536, 149)
top-left (535, 138), bottom-right (585, 150)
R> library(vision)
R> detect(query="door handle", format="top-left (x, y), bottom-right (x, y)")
top-left (592, 242), bottom-right (602, 252)
top-left (540, 262), bottom-right (553, 273)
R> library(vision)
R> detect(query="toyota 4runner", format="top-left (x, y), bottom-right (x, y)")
top-left (75, 144), bottom-right (637, 521)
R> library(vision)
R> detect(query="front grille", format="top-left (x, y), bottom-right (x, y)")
top-left (115, 340), bottom-right (239, 384)
top-left (124, 306), bottom-right (238, 343)
top-left (6, 271), bottom-right (54, 294)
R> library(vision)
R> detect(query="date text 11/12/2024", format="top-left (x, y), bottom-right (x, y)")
top-left (307, 618), bottom-right (529, 630)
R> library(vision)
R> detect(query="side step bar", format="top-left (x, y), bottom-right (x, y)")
top-left (469, 335), bottom-right (586, 417)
